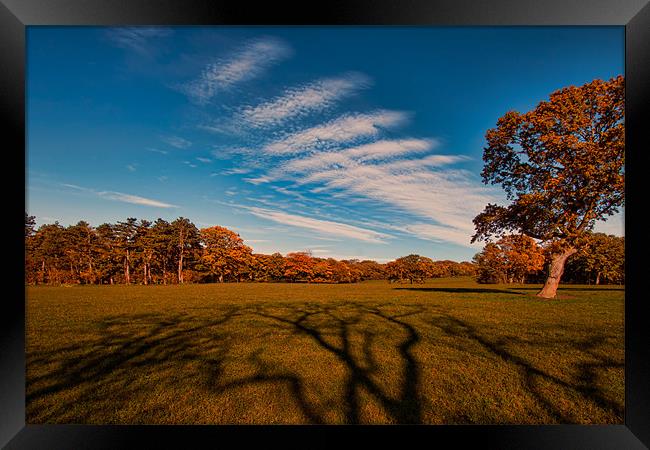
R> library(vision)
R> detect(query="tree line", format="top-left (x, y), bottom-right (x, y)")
top-left (25, 214), bottom-right (623, 286)
top-left (24, 214), bottom-right (477, 286)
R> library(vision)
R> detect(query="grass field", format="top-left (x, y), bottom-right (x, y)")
top-left (26, 277), bottom-right (624, 424)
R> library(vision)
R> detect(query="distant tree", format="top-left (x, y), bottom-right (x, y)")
top-left (25, 213), bottom-right (37, 283)
top-left (114, 218), bottom-right (138, 284)
top-left (472, 76), bottom-right (624, 298)
top-left (250, 252), bottom-right (286, 282)
top-left (64, 221), bottom-right (99, 284)
top-left (30, 222), bottom-right (67, 284)
top-left (200, 226), bottom-right (252, 282)
top-left (232, 249), bottom-right (256, 282)
top-left (266, 252), bottom-right (287, 281)
top-left (25, 213), bottom-right (36, 239)
top-left (312, 258), bottom-right (335, 283)
top-left (331, 259), bottom-right (355, 283)
top-left (385, 260), bottom-right (403, 283)
top-left (564, 232), bottom-right (624, 285)
top-left (171, 218), bottom-right (200, 284)
top-left (500, 234), bottom-right (546, 284)
top-left (150, 219), bottom-right (175, 284)
top-left (453, 261), bottom-right (478, 277)
top-left (95, 223), bottom-right (122, 284)
top-left (386, 254), bottom-right (434, 284)
top-left (474, 234), bottom-right (545, 284)
top-left (353, 260), bottom-right (386, 280)
top-left (284, 252), bottom-right (315, 283)
top-left (133, 220), bottom-right (154, 285)
top-left (473, 243), bottom-right (508, 284)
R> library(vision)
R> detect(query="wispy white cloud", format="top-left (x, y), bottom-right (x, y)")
top-left (237, 72), bottom-right (372, 128)
top-left (182, 37), bottom-right (292, 104)
top-left (244, 206), bottom-right (390, 244)
top-left (243, 175), bottom-right (272, 185)
top-left (61, 183), bottom-right (88, 192)
top-left (401, 223), bottom-right (483, 248)
top-left (379, 154), bottom-right (469, 171)
top-left (249, 133), bottom-right (497, 247)
top-left (147, 148), bottom-right (169, 155)
top-left (106, 27), bottom-right (173, 56)
top-left (220, 167), bottom-right (252, 175)
top-left (263, 110), bottom-right (409, 155)
top-left (196, 157), bottom-right (212, 163)
top-left (126, 164), bottom-right (137, 172)
top-left (61, 183), bottom-right (178, 208)
top-left (161, 135), bottom-right (192, 149)
top-left (98, 191), bottom-right (178, 208)
top-left (278, 138), bottom-right (438, 174)
top-left (299, 163), bottom-right (494, 243)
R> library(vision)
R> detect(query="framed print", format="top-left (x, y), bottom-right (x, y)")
top-left (3, 0), bottom-right (650, 448)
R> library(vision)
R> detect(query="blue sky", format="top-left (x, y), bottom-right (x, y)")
top-left (26, 26), bottom-right (624, 262)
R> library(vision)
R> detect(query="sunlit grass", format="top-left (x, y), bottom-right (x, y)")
top-left (26, 277), bottom-right (624, 424)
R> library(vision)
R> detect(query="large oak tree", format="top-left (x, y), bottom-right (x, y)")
top-left (472, 76), bottom-right (624, 298)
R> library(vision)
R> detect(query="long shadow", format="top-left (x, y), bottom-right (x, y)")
top-left (426, 313), bottom-right (623, 423)
top-left (26, 309), bottom-right (239, 422)
top-left (394, 287), bottom-right (525, 295)
top-left (28, 299), bottom-right (622, 424)
top-left (201, 348), bottom-right (325, 424)
top-left (28, 302), bottom-right (427, 424)
top-left (249, 302), bottom-right (425, 424)
top-left (515, 287), bottom-right (625, 292)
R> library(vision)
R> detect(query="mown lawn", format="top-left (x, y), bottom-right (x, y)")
top-left (26, 277), bottom-right (624, 424)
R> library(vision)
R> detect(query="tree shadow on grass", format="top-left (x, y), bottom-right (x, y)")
top-left (514, 287), bottom-right (625, 292)
top-left (27, 301), bottom-right (622, 424)
top-left (27, 302), bottom-right (427, 424)
top-left (394, 287), bottom-right (525, 296)
top-left (425, 313), bottom-right (624, 423)
top-left (240, 302), bottom-right (425, 424)
top-left (26, 309), bottom-right (238, 422)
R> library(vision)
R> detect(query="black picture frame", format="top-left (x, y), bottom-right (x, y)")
top-left (2, 0), bottom-right (649, 448)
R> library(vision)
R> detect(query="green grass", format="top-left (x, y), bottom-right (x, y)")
top-left (26, 277), bottom-right (624, 424)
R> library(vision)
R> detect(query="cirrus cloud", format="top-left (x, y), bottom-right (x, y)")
top-left (182, 37), bottom-right (292, 104)
top-left (238, 72), bottom-right (372, 128)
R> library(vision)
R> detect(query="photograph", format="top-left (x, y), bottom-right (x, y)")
top-left (25, 25), bottom-right (625, 425)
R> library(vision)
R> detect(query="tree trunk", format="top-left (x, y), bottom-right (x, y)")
top-left (536, 248), bottom-right (577, 298)
top-left (125, 249), bottom-right (131, 284)
top-left (596, 272), bottom-right (601, 285)
top-left (178, 229), bottom-right (185, 284)
top-left (178, 253), bottom-right (184, 284)
top-left (218, 273), bottom-right (223, 283)
top-left (143, 264), bottom-right (148, 285)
